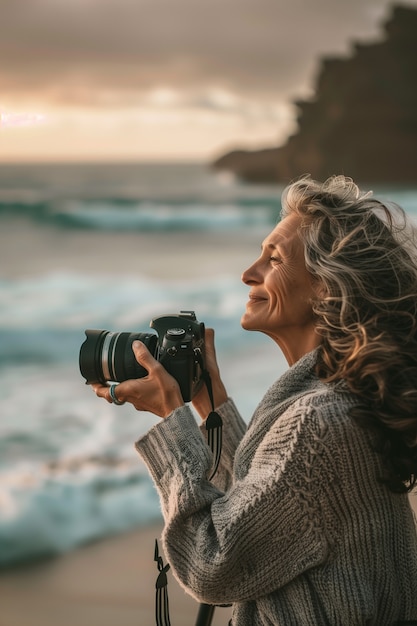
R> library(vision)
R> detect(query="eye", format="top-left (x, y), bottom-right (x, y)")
top-left (270, 256), bottom-right (282, 264)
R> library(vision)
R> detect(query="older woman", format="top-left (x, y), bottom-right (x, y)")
top-left (92, 175), bottom-right (417, 625)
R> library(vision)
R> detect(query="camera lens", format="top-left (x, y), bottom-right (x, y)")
top-left (79, 329), bottom-right (158, 384)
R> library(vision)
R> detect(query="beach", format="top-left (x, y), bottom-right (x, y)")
top-left (0, 520), bottom-right (232, 626)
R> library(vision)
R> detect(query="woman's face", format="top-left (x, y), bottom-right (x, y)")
top-left (241, 213), bottom-right (319, 359)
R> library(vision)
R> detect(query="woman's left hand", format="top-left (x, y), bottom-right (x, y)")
top-left (90, 340), bottom-right (185, 418)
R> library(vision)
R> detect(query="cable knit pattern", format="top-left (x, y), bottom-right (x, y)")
top-left (135, 350), bottom-right (417, 625)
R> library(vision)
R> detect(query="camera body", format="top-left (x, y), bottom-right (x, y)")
top-left (149, 311), bottom-right (206, 402)
top-left (79, 311), bottom-right (205, 402)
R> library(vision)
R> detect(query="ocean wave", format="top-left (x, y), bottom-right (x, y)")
top-left (2, 189), bottom-right (416, 233)
top-left (0, 196), bottom-right (278, 232)
top-left (0, 456), bottom-right (160, 567)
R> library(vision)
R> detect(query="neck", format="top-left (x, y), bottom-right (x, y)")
top-left (268, 326), bottom-right (322, 367)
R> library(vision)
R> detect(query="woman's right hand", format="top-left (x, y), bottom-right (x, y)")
top-left (192, 328), bottom-right (228, 420)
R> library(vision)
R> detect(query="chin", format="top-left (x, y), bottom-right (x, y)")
top-left (241, 315), bottom-right (256, 331)
top-left (240, 315), bottom-right (249, 330)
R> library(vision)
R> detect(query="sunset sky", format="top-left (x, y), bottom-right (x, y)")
top-left (1, 0), bottom-right (416, 163)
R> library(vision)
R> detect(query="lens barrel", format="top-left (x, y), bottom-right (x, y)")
top-left (79, 329), bottom-right (157, 384)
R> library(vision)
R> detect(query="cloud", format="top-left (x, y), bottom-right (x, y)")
top-left (0, 0), bottom-right (412, 109)
top-left (2, 0), bottom-right (417, 161)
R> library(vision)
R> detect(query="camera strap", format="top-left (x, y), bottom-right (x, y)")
top-left (153, 356), bottom-right (223, 626)
top-left (154, 539), bottom-right (171, 626)
top-left (195, 349), bottom-right (223, 481)
top-left (201, 375), bottom-right (223, 481)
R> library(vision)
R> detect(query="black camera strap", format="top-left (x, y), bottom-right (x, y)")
top-left (201, 372), bottom-right (223, 481)
top-left (154, 539), bottom-right (171, 626)
top-left (154, 359), bottom-right (223, 626)
top-left (194, 348), bottom-right (224, 480)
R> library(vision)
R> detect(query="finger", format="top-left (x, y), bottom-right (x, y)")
top-left (91, 382), bottom-right (113, 403)
top-left (91, 382), bottom-right (106, 394)
top-left (204, 328), bottom-right (218, 360)
top-left (205, 327), bottom-right (215, 345)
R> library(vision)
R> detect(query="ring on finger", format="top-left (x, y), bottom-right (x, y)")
top-left (109, 383), bottom-right (125, 406)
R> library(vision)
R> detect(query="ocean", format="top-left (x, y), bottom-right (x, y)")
top-left (1, 161), bottom-right (416, 567)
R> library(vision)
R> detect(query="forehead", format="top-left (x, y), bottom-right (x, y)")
top-left (262, 213), bottom-right (304, 253)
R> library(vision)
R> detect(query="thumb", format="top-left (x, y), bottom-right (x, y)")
top-left (132, 340), bottom-right (157, 369)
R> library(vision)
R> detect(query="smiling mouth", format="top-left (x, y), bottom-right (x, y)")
top-left (248, 295), bottom-right (267, 304)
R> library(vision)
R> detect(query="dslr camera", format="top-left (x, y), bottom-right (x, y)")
top-left (79, 310), bottom-right (206, 402)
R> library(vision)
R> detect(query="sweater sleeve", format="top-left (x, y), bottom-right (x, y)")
top-left (135, 397), bottom-right (330, 605)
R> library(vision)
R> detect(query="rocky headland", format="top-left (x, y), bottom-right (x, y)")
top-left (212, 4), bottom-right (417, 184)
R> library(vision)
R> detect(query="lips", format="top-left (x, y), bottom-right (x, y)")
top-left (248, 293), bottom-right (267, 304)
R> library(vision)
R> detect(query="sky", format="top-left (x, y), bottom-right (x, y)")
top-left (1, 0), bottom-right (417, 163)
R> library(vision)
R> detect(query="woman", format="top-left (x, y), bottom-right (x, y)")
top-left (92, 175), bottom-right (417, 625)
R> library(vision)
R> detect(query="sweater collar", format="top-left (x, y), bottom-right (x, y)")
top-left (253, 348), bottom-right (321, 416)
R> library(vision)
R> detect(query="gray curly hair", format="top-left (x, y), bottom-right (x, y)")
top-left (281, 175), bottom-right (417, 493)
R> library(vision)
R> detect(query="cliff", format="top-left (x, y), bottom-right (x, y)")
top-left (212, 4), bottom-right (417, 184)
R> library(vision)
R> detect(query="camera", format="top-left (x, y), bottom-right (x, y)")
top-left (79, 311), bottom-right (206, 402)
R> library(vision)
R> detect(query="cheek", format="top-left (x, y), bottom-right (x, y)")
top-left (267, 267), bottom-right (293, 300)
top-left (264, 273), bottom-right (289, 317)
top-left (267, 269), bottom-right (313, 315)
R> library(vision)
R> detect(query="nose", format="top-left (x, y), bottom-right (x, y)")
top-left (241, 259), bottom-right (261, 285)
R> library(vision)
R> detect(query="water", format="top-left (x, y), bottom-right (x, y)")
top-left (1, 161), bottom-right (416, 567)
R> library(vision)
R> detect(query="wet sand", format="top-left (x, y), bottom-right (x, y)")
top-left (0, 521), bottom-right (232, 626)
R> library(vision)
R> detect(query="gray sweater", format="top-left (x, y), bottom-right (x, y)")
top-left (136, 349), bottom-right (417, 625)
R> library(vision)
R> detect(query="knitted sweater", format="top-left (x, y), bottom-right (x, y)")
top-left (135, 349), bottom-right (417, 625)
